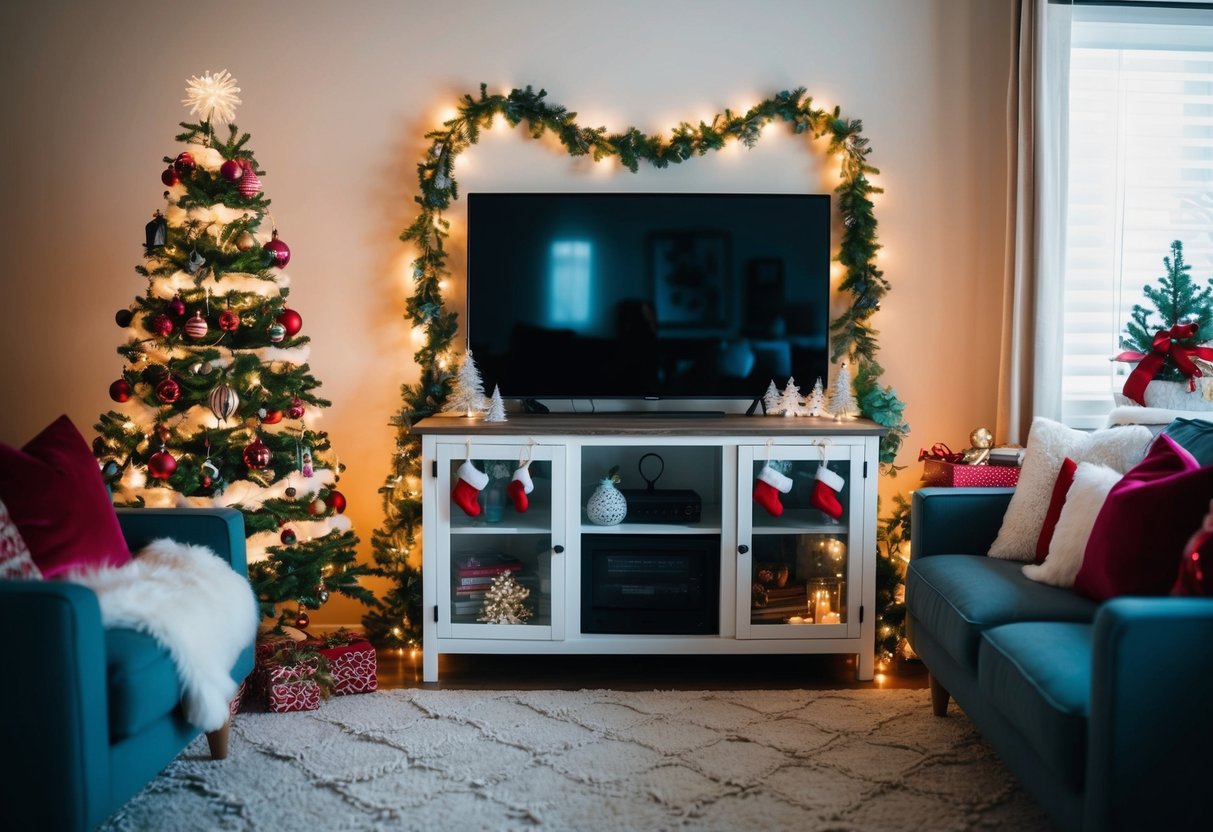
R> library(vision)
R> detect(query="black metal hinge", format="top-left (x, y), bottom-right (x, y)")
top-left (433, 604), bottom-right (439, 622)
top-left (859, 605), bottom-right (865, 623)
top-left (431, 461), bottom-right (438, 478)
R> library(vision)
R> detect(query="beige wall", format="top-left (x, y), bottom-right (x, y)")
top-left (0, 0), bottom-right (1013, 625)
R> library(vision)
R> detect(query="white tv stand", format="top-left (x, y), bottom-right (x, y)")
top-left (415, 414), bottom-right (884, 682)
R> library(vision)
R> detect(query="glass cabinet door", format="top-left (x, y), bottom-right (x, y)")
top-left (735, 443), bottom-right (865, 640)
top-left (435, 442), bottom-right (565, 641)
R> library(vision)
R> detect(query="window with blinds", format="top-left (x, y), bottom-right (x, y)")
top-left (1062, 8), bottom-right (1213, 429)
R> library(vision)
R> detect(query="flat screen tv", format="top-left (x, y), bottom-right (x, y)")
top-left (466, 192), bottom-right (831, 400)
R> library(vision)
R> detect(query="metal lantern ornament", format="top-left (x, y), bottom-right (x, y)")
top-left (186, 248), bottom-right (206, 274)
top-left (263, 229), bottom-right (290, 268)
top-left (144, 211), bottom-right (168, 251)
top-left (243, 436), bottom-right (272, 469)
top-left (208, 383), bottom-right (240, 423)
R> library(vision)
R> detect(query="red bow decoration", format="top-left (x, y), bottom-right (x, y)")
top-left (918, 443), bottom-right (963, 463)
top-left (1114, 322), bottom-right (1213, 406)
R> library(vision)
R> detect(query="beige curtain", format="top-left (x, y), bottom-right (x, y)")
top-left (997, 0), bottom-right (1071, 445)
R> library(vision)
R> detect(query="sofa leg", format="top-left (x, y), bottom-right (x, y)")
top-left (206, 719), bottom-right (231, 760)
top-left (929, 674), bottom-right (950, 717)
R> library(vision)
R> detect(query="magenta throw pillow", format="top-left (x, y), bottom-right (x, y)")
top-left (0, 415), bottom-right (131, 577)
top-left (1074, 434), bottom-right (1213, 602)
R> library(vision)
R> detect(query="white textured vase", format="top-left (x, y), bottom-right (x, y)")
top-left (586, 479), bottom-right (627, 525)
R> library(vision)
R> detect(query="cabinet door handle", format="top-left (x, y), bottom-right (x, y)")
top-left (737, 544), bottom-right (749, 555)
top-left (553, 545), bottom-right (565, 554)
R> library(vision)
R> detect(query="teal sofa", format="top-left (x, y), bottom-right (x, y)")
top-left (907, 487), bottom-right (1213, 832)
top-left (0, 508), bottom-right (256, 832)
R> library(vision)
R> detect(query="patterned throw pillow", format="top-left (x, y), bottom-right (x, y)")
top-left (0, 497), bottom-right (42, 580)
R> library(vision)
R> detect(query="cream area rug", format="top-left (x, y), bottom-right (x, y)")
top-left (102, 688), bottom-right (1050, 831)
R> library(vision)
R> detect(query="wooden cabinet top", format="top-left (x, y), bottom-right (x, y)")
top-left (413, 413), bottom-right (886, 437)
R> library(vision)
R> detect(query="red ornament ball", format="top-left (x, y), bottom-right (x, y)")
top-left (264, 231), bottom-right (290, 268)
top-left (168, 295), bottom-right (186, 317)
top-left (307, 498), bottom-right (327, 516)
top-left (173, 152), bottom-right (195, 175)
top-left (280, 528), bottom-right (297, 545)
top-left (155, 377), bottom-right (180, 404)
top-left (108, 379), bottom-right (132, 403)
top-left (286, 396), bottom-right (305, 420)
top-left (184, 311), bottom-right (208, 339)
top-left (326, 490), bottom-right (347, 514)
top-left (220, 159), bottom-right (244, 182)
top-left (148, 449), bottom-right (177, 480)
top-left (277, 308), bottom-right (303, 337)
top-left (161, 166), bottom-right (179, 187)
top-left (258, 408), bottom-right (283, 425)
top-left (152, 314), bottom-right (174, 337)
top-left (294, 611), bottom-right (310, 629)
top-left (243, 437), bottom-right (272, 469)
top-left (218, 309), bottom-right (240, 332)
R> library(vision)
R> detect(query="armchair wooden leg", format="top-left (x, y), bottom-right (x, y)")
top-left (206, 719), bottom-right (231, 760)
top-left (929, 674), bottom-right (950, 717)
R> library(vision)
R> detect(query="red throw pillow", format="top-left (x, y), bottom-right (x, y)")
top-left (1074, 434), bottom-right (1213, 601)
top-left (0, 415), bottom-right (131, 577)
top-left (1035, 457), bottom-right (1078, 564)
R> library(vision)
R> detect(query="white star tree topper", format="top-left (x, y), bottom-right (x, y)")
top-left (183, 69), bottom-right (242, 125)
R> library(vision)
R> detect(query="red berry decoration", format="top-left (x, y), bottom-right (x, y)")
top-left (277, 308), bottom-right (303, 337)
top-left (109, 379), bottom-right (132, 403)
top-left (326, 490), bottom-right (347, 514)
top-left (218, 309), bottom-right (240, 331)
top-left (243, 437), bottom-right (272, 469)
top-left (286, 396), bottom-right (305, 420)
top-left (168, 295), bottom-right (186, 317)
top-left (155, 377), bottom-right (180, 404)
top-left (280, 528), bottom-right (297, 545)
top-left (220, 159), bottom-right (244, 182)
top-left (152, 314), bottom-right (174, 337)
top-left (259, 408), bottom-right (283, 425)
top-left (295, 611), bottom-right (310, 629)
top-left (148, 448), bottom-right (177, 480)
top-left (173, 151), bottom-right (195, 175)
top-left (307, 497), bottom-right (326, 516)
top-left (237, 159), bottom-right (262, 197)
top-left (161, 166), bottom-right (179, 187)
top-left (263, 229), bottom-right (290, 268)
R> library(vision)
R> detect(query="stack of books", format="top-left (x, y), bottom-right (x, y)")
top-left (987, 446), bottom-right (1025, 467)
top-left (452, 556), bottom-right (523, 616)
top-left (751, 583), bottom-right (810, 623)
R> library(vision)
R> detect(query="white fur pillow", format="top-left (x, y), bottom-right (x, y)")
top-left (988, 417), bottom-right (1151, 562)
top-left (1022, 462), bottom-right (1121, 587)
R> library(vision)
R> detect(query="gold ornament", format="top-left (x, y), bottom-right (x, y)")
top-left (235, 231), bottom-right (256, 252)
top-left (963, 427), bottom-right (994, 465)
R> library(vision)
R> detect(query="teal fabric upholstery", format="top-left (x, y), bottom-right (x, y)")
top-left (907, 489), bottom-right (1213, 832)
top-left (906, 556), bottom-right (1097, 670)
top-left (0, 508), bottom-right (254, 832)
top-left (1162, 417), bottom-right (1213, 466)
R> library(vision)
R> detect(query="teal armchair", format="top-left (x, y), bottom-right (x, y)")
top-left (0, 508), bottom-right (256, 831)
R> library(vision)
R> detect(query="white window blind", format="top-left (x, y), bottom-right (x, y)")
top-left (1061, 6), bottom-right (1213, 429)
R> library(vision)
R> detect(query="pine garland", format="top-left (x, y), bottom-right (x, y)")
top-left (364, 85), bottom-right (910, 648)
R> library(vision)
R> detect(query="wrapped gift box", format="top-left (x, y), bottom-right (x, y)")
top-left (264, 664), bottom-right (322, 713)
top-left (304, 631), bottom-right (377, 696)
top-left (922, 460), bottom-right (1020, 488)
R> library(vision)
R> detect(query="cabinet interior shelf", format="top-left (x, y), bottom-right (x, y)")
top-left (580, 506), bottom-right (724, 535)
top-left (752, 509), bottom-right (848, 536)
top-left (450, 512), bottom-right (553, 535)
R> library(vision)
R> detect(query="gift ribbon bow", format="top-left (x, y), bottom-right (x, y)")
top-left (1114, 322), bottom-right (1213, 406)
top-left (918, 443), bottom-right (963, 463)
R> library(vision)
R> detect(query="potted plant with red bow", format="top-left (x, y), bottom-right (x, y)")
top-left (1114, 240), bottom-right (1213, 410)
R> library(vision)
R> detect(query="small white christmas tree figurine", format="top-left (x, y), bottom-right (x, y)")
top-left (804, 377), bottom-right (826, 417)
top-left (485, 385), bottom-right (507, 422)
top-left (444, 349), bottom-right (489, 417)
top-left (777, 377), bottom-right (803, 417)
top-left (762, 379), bottom-right (780, 415)
top-left (478, 572), bottom-right (533, 624)
top-left (826, 362), bottom-right (856, 420)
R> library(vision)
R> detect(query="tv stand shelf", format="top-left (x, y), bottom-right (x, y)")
top-left (415, 414), bottom-right (884, 682)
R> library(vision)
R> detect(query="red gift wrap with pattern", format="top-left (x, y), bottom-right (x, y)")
top-left (922, 460), bottom-right (1020, 488)
top-left (305, 632), bottom-right (377, 696)
top-left (264, 664), bottom-right (322, 713)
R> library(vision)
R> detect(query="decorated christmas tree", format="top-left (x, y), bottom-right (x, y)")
top-left (1119, 240), bottom-right (1213, 384)
top-left (93, 70), bottom-right (372, 626)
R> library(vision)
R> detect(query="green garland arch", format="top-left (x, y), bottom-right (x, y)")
top-left (363, 85), bottom-right (910, 657)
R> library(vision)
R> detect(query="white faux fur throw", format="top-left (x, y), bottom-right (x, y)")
top-left (68, 538), bottom-right (259, 732)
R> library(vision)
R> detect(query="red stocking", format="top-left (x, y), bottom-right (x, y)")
top-left (810, 465), bottom-right (845, 521)
top-left (506, 464), bottom-right (533, 513)
top-left (452, 460), bottom-right (489, 517)
top-left (754, 464), bottom-right (793, 517)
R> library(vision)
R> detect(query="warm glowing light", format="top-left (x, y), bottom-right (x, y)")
top-left (438, 279), bottom-right (450, 290)
top-left (439, 107), bottom-right (458, 123)
top-left (411, 326), bottom-right (426, 344)
top-left (410, 649), bottom-right (419, 659)
top-left (122, 421), bottom-right (135, 432)
top-left (249, 374), bottom-right (261, 388)
top-left (182, 69), bottom-right (242, 125)
top-left (391, 626), bottom-right (403, 637)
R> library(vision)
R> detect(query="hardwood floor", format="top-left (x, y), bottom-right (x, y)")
top-left (376, 650), bottom-right (929, 691)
